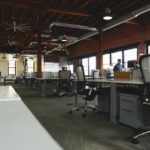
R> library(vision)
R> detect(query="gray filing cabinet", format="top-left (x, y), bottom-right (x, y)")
top-left (120, 93), bottom-right (144, 128)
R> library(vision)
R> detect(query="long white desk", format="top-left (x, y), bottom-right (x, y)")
top-left (0, 86), bottom-right (62, 150)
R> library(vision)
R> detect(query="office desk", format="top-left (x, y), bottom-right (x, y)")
top-left (73, 79), bottom-right (143, 123)
top-left (0, 86), bottom-right (62, 150)
top-left (24, 77), bottom-right (36, 89)
top-left (36, 78), bottom-right (59, 96)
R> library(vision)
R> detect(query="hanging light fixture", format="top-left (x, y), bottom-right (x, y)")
top-left (103, 8), bottom-right (113, 21)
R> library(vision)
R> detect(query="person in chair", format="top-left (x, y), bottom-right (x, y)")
top-left (113, 59), bottom-right (123, 72)
top-left (134, 60), bottom-right (140, 70)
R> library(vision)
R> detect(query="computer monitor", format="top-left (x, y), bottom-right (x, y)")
top-left (127, 60), bottom-right (135, 68)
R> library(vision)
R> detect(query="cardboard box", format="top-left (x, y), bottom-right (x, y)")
top-left (114, 72), bottom-right (131, 80)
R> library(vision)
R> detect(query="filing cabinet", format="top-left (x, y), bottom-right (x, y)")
top-left (120, 93), bottom-right (144, 128)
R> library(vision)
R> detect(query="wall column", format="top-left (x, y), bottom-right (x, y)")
top-left (36, 15), bottom-right (42, 78)
top-left (97, 29), bottom-right (103, 77)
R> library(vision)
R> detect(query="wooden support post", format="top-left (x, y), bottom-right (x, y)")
top-left (97, 28), bottom-right (104, 77)
top-left (36, 15), bottom-right (42, 78)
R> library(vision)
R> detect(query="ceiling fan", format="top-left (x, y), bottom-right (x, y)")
top-left (3, 20), bottom-right (31, 32)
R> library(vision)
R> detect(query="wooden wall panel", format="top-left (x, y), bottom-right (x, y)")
top-left (69, 21), bottom-right (150, 59)
top-left (69, 39), bottom-right (99, 59)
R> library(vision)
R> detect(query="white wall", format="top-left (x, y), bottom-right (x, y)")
top-left (0, 60), bottom-right (9, 76)
top-left (16, 60), bottom-right (24, 76)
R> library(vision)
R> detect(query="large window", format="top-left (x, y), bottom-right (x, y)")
top-left (44, 62), bottom-right (60, 72)
top-left (89, 56), bottom-right (96, 75)
top-left (103, 54), bottom-right (110, 69)
top-left (148, 45), bottom-right (150, 54)
top-left (124, 48), bottom-right (137, 68)
top-left (9, 60), bottom-right (16, 75)
top-left (68, 64), bottom-right (73, 74)
top-left (103, 46), bottom-right (138, 69)
top-left (82, 58), bottom-right (88, 75)
top-left (111, 51), bottom-right (122, 66)
top-left (27, 60), bottom-right (33, 73)
top-left (82, 56), bottom-right (96, 76)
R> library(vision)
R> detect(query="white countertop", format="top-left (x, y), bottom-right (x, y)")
top-left (0, 86), bottom-right (21, 101)
top-left (0, 86), bottom-right (62, 150)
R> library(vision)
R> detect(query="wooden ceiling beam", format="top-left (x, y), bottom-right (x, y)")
top-left (80, 0), bottom-right (92, 9)
top-left (45, 8), bottom-right (92, 17)
top-left (0, 1), bottom-right (93, 17)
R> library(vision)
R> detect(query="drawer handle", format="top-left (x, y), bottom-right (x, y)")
top-left (122, 99), bottom-right (134, 103)
top-left (122, 108), bottom-right (133, 113)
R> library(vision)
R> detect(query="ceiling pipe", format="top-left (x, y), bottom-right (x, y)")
top-left (47, 3), bottom-right (150, 53)
top-left (103, 3), bottom-right (150, 32)
top-left (47, 22), bottom-right (98, 53)
top-left (50, 22), bottom-right (98, 32)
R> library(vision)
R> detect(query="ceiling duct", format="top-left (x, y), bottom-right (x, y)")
top-left (103, 3), bottom-right (150, 31)
top-left (49, 22), bottom-right (98, 47)
top-left (47, 3), bottom-right (150, 54)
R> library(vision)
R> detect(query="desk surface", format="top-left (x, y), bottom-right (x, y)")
top-left (36, 77), bottom-right (59, 80)
top-left (0, 86), bottom-right (21, 101)
top-left (0, 86), bottom-right (62, 150)
top-left (87, 79), bottom-right (143, 85)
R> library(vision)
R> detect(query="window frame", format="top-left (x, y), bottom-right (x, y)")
top-left (8, 60), bottom-right (16, 75)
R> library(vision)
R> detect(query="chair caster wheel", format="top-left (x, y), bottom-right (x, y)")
top-left (132, 138), bottom-right (139, 144)
top-left (68, 110), bottom-right (72, 114)
top-left (82, 113), bottom-right (86, 117)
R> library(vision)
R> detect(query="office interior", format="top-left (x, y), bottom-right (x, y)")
top-left (0, 1), bottom-right (150, 150)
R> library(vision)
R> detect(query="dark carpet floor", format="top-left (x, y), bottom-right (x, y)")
top-left (13, 85), bottom-right (150, 150)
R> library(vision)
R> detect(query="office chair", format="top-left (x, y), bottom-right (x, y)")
top-left (92, 70), bottom-right (100, 79)
top-left (132, 54), bottom-right (150, 144)
top-left (69, 65), bottom-right (97, 117)
top-left (57, 70), bottom-right (72, 96)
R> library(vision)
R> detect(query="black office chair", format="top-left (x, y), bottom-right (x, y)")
top-left (69, 65), bottom-right (97, 116)
top-left (132, 54), bottom-right (150, 144)
top-left (57, 70), bottom-right (72, 96)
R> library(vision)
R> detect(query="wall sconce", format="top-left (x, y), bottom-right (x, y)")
top-left (103, 8), bottom-right (113, 21)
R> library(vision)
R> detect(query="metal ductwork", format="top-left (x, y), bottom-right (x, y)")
top-left (48, 22), bottom-right (98, 53)
top-left (103, 3), bottom-right (150, 32)
top-left (50, 22), bottom-right (98, 32)
top-left (47, 3), bottom-right (150, 54)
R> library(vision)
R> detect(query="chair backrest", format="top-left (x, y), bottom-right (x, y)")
top-left (92, 70), bottom-right (100, 79)
top-left (76, 65), bottom-right (85, 81)
top-left (131, 69), bottom-right (142, 80)
top-left (139, 54), bottom-right (150, 83)
top-left (59, 70), bottom-right (71, 80)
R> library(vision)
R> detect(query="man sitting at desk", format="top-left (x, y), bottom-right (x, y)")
top-left (113, 59), bottom-right (123, 72)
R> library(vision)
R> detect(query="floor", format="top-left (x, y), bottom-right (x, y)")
top-left (12, 84), bottom-right (150, 150)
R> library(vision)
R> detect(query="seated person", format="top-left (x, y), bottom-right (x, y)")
top-left (113, 59), bottom-right (123, 72)
top-left (134, 60), bottom-right (140, 70)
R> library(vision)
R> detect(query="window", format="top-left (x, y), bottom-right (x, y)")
top-left (111, 51), bottom-right (122, 67)
top-left (89, 56), bottom-right (96, 75)
top-left (103, 46), bottom-right (138, 69)
top-left (103, 54), bottom-right (110, 69)
top-left (124, 48), bottom-right (137, 68)
top-left (9, 60), bottom-right (16, 75)
top-left (82, 58), bottom-right (88, 75)
top-left (148, 45), bottom-right (150, 54)
top-left (27, 60), bottom-right (33, 73)
top-left (82, 56), bottom-right (96, 76)
top-left (68, 64), bottom-right (73, 74)
top-left (44, 62), bottom-right (60, 72)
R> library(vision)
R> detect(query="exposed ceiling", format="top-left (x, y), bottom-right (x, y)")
top-left (0, 0), bottom-right (150, 55)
